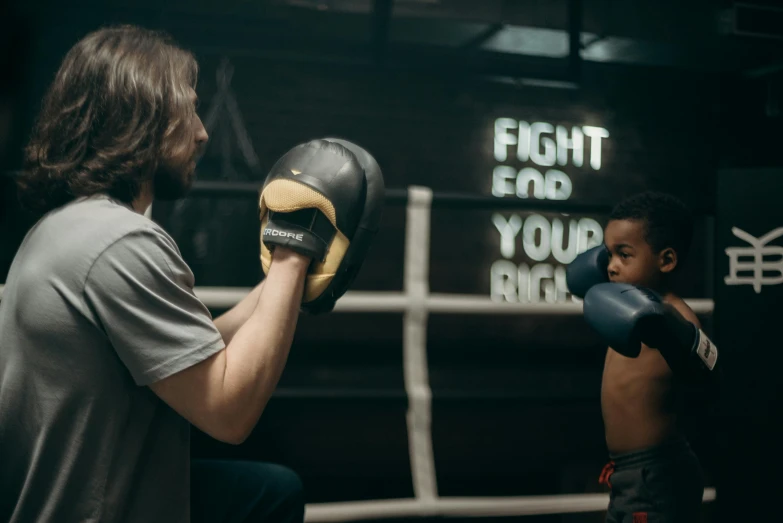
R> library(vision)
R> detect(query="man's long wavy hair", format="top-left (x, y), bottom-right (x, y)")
top-left (18, 25), bottom-right (198, 214)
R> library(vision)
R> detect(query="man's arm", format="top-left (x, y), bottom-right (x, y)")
top-left (213, 281), bottom-right (265, 345)
top-left (86, 226), bottom-right (310, 446)
top-left (150, 247), bottom-right (308, 444)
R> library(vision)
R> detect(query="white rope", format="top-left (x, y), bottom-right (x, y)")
top-left (186, 287), bottom-right (715, 316)
top-left (426, 295), bottom-right (719, 315)
top-left (304, 488), bottom-right (717, 522)
top-left (402, 186), bottom-right (438, 501)
top-left (0, 285), bottom-right (716, 315)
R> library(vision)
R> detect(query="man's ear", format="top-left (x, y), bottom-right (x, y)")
top-left (659, 247), bottom-right (678, 274)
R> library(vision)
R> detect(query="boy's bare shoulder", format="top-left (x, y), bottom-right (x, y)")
top-left (663, 293), bottom-right (701, 328)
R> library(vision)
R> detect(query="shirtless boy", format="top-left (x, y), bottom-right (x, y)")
top-left (567, 191), bottom-right (719, 522)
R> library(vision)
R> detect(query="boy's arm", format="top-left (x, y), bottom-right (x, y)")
top-left (665, 294), bottom-right (702, 330)
top-left (584, 283), bottom-right (718, 378)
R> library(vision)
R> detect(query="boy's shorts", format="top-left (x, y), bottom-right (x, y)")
top-left (599, 437), bottom-right (704, 523)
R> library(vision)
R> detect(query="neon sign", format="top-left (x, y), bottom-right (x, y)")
top-left (494, 118), bottom-right (609, 170)
top-left (490, 118), bottom-right (609, 303)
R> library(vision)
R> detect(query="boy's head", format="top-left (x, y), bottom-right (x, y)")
top-left (604, 191), bottom-right (693, 291)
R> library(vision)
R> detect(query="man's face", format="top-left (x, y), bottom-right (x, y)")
top-left (154, 87), bottom-right (208, 201)
top-left (604, 219), bottom-right (662, 289)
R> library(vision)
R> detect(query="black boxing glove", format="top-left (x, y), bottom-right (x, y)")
top-left (566, 244), bottom-right (610, 299)
top-left (584, 283), bottom-right (720, 387)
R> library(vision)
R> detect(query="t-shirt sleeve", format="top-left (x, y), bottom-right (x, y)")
top-left (84, 226), bottom-right (225, 386)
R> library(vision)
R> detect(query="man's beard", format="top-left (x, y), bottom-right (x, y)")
top-left (153, 156), bottom-right (197, 201)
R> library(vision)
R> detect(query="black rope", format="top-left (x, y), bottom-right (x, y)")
top-left (2, 171), bottom-right (712, 215)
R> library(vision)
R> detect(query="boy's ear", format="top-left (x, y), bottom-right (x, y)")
top-left (658, 247), bottom-right (678, 273)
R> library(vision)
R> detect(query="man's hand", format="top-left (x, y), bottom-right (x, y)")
top-left (258, 138), bottom-right (382, 314)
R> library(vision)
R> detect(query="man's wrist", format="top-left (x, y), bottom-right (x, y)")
top-left (271, 247), bottom-right (311, 273)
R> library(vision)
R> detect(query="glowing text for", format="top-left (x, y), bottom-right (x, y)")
top-left (492, 167), bottom-right (572, 199)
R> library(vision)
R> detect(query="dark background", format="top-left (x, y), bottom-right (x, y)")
top-left (1, 1), bottom-right (782, 522)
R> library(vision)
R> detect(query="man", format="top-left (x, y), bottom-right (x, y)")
top-left (0, 25), bottom-right (362, 523)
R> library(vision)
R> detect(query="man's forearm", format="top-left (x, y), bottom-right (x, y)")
top-left (213, 281), bottom-right (265, 345)
top-left (220, 248), bottom-right (309, 439)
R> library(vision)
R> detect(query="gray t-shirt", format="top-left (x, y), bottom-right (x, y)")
top-left (0, 195), bottom-right (225, 522)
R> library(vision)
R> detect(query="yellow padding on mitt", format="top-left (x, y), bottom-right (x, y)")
top-left (259, 184), bottom-right (351, 303)
top-left (259, 179), bottom-right (337, 227)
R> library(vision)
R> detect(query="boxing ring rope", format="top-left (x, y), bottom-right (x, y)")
top-left (188, 288), bottom-right (715, 316)
top-left (0, 184), bottom-right (717, 520)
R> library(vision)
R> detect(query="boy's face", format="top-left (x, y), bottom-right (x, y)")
top-left (604, 219), bottom-right (669, 290)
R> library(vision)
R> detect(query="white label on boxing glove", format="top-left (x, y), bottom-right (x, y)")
top-left (695, 329), bottom-right (718, 371)
top-left (264, 228), bottom-right (304, 241)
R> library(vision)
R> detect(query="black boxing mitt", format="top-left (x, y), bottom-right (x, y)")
top-left (259, 138), bottom-right (384, 314)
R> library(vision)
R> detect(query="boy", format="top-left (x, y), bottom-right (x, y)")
top-left (568, 191), bottom-right (706, 522)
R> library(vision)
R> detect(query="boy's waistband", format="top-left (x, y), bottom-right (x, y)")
top-left (609, 436), bottom-right (692, 470)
